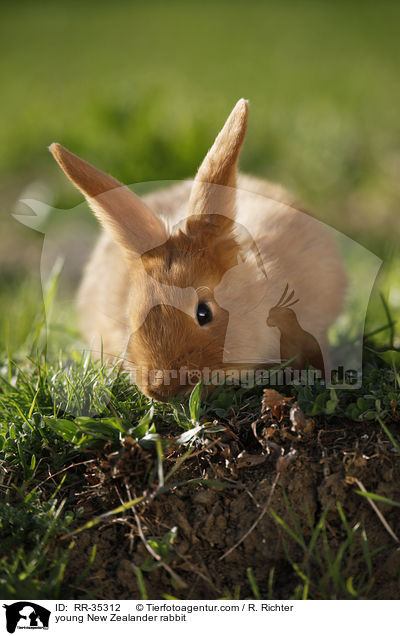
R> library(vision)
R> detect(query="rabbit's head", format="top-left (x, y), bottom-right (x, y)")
top-left (50, 100), bottom-right (253, 400)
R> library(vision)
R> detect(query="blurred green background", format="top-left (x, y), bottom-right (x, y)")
top-left (1, 0), bottom-right (399, 352)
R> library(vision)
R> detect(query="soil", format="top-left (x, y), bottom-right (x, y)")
top-left (64, 390), bottom-right (400, 599)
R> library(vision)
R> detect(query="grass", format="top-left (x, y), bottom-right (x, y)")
top-left (0, 274), bottom-right (399, 599)
top-left (269, 502), bottom-right (380, 600)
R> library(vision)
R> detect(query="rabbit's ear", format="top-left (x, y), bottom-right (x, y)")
top-left (49, 143), bottom-right (167, 257)
top-left (188, 99), bottom-right (248, 232)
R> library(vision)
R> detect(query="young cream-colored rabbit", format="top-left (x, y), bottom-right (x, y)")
top-left (50, 99), bottom-right (345, 400)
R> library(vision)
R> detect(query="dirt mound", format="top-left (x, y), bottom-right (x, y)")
top-left (66, 391), bottom-right (400, 599)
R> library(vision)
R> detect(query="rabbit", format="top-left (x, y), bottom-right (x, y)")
top-left (49, 99), bottom-right (346, 400)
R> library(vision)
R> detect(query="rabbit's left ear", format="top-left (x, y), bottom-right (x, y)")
top-left (187, 98), bottom-right (248, 234)
top-left (49, 143), bottom-right (167, 258)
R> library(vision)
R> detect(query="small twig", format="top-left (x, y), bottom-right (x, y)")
top-left (132, 504), bottom-right (187, 588)
top-left (355, 478), bottom-right (400, 544)
top-left (219, 472), bottom-right (280, 560)
top-left (35, 459), bottom-right (97, 490)
top-left (164, 439), bottom-right (220, 482)
top-left (173, 547), bottom-right (221, 594)
top-left (107, 401), bottom-right (124, 428)
top-left (122, 483), bottom-right (187, 588)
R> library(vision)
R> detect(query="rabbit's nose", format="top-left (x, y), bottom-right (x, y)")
top-left (144, 376), bottom-right (183, 402)
top-left (145, 377), bottom-right (196, 402)
top-left (146, 387), bottom-right (169, 402)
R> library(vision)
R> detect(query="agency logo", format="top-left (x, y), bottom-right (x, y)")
top-left (3, 603), bottom-right (50, 634)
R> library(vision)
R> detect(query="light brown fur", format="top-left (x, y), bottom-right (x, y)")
top-left (50, 99), bottom-right (346, 400)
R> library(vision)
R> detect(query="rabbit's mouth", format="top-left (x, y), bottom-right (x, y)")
top-left (146, 388), bottom-right (169, 402)
top-left (143, 383), bottom-right (192, 403)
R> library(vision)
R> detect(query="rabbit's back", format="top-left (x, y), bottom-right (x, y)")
top-left (236, 174), bottom-right (345, 340)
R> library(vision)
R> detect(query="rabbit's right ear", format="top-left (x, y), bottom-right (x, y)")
top-left (49, 143), bottom-right (167, 257)
top-left (188, 99), bottom-right (248, 233)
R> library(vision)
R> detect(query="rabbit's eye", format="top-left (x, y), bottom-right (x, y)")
top-left (196, 302), bottom-right (212, 326)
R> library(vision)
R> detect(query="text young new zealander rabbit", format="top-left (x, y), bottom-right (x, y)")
top-left (50, 99), bottom-right (345, 400)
